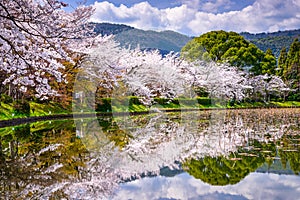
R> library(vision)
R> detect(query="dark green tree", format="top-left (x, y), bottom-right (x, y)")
top-left (283, 38), bottom-right (300, 99)
top-left (181, 30), bottom-right (276, 75)
top-left (261, 48), bottom-right (277, 75)
top-left (277, 47), bottom-right (288, 77)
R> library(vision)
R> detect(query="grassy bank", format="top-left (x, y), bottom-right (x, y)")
top-left (0, 101), bottom-right (71, 120)
top-left (1, 97), bottom-right (300, 121)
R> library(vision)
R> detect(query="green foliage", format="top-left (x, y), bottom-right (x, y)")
top-left (197, 97), bottom-right (212, 106)
top-left (92, 22), bottom-right (134, 36)
top-left (129, 96), bottom-right (142, 105)
top-left (0, 120), bottom-right (87, 198)
top-left (284, 39), bottom-right (300, 78)
top-left (183, 137), bottom-right (285, 186)
top-left (97, 117), bottom-right (133, 148)
top-left (280, 38), bottom-right (300, 100)
top-left (261, 49), bottom-right (277, 75)
top-left (115, 28), bottom-right (191, 53)
top-left (279, 133), bottom-right (300, 175)
top-left (96, 96), bottom-right (147, 112)
top-left (0, 94), bottom-right (13, 104)
top-left (13, 124), bottom-right (31, 141)
top-left (153, 97), bottom-right (173, 105)
top-left (183, 150), bottom-right (265, 186)
top-left (277, 47), bottom-right (288, 77)
top-left (96, 98), bottom-right (112, 112)
top-left (13, 100), bottom-right (30, 116)
top-left (181, 30), bottom-right (275, 75)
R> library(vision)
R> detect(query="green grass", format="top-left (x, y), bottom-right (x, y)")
top-left (227, 101), bottom-right (300, 109)
top-left (270, 101), bottom-right (300, 107)
top-left (1, 98), bottom-right (299, 121)
top-left (0, 101), bottom-right (71, 120)
top-left (29, 102), bottom-right (69, 116)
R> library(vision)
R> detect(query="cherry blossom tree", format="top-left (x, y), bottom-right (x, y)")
top-left (247, 74), bottom-right (290, 102)
top-left (75, 42), bottom-right (191, 107)
top-left (76, 34), bottom-right (290, 108)
top-left (78, 42), bottom-right (250, 107)
top-left (0, 0), bottom-right (94, 99)
top-left (184, 61), bottom-right (248, 102)
top-left (119, 50), bottom-right (190, 105)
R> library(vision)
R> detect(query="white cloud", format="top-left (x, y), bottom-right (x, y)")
top-left (90, 0), bottom-right (300, 36)
top-left (91, 1), bottom-right (162, 28)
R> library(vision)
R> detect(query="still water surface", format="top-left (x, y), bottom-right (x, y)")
top-left (0, 108), bottom-right (299, 199)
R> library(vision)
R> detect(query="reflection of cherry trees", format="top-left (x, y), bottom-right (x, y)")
top-left (76, 108), bottom-right (298, 182)
top-left (0, 121), bottom-right (119, 199)
top-left (1, 109), bottom-right (299, 198)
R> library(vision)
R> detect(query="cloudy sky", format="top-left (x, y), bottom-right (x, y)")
top-left (65, 0), bottom-right (300, 36)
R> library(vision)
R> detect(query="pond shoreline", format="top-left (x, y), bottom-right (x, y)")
top-left (0, 106), bottom-right (299, 128)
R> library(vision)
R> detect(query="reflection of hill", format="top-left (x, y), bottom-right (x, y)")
top-left (183, 151), bottom-right (265, 186)
top-left (159, 165), bottom-right (184, 177)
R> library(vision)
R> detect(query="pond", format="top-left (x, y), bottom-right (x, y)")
top-left (0, 108), bottom-right (299, 199)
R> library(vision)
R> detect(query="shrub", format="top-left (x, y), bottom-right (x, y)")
top-left (13, 100), bottom-right (30, 116)
top-left (129, 96), bottom-right (141, 105)
top-left (197, 97), bottom-right (211, 106)
top-left (154, 97), bottom-right (170, 105)
top-left (1, 94), bottom-right (13, 104)
top-left (96, 98), bottom-right (112, 112)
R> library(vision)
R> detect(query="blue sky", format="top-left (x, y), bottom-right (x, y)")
top-left (64, 0), bottom-right (300, 36)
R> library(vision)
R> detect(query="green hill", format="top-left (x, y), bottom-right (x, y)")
top-left (91, 22), bottom-right (300, 57)
top-left (92, 22), bottom-right (134, 36)
top-left (115, 29), bottom-right (191, 52)
top-left (92, 22), bottom-right (192, 53)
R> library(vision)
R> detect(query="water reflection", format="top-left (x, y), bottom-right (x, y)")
top-left (113, 172), bottom-right (300, 200)
top-left (0, 108), bottom-right (299, 199)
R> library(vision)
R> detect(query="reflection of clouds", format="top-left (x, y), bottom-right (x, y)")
top-left (111, 173), bottom-right (300, 200)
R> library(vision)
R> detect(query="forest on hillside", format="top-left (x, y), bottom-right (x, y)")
top-left (93, 22), bottom-right (300, 58)
top-left (241, 30), bottom-right (300, 57)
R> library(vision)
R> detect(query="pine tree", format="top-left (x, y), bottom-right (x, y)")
top-left (261, 48), bottom-right (277, 75)
top-left (277, 47), bottom-right (287, 77)
top-left (283, 38), bottom-right (300, 99)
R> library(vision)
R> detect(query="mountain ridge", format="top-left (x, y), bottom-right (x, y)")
top-left (92, 22), bottom-right (300, 57)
